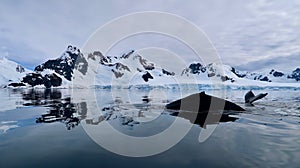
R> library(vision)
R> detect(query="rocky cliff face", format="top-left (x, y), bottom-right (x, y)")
top-left (288, 68), bottom-right (300, 81)
top-left (34, 45), bottom-right (88, 81)
top-left (18, 45), bottom-right (89, 88)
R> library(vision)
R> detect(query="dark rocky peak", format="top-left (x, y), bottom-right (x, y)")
top-left (121, 50), bottom-right (135, 59)
top-left (206, 63), bottom-right (235, 82)
top-left (21, 72), bottom-right (62, 88)
top-left (142, 71), bottom-right (154, 82)
top-left (34, 45), bottom-right (88, 81)
top-left (110, 63), bottom-right (131, 78)
top-left (16, 64), bottom-right (25, 73)
top-left (162, 69), bottom-right (175, 76)
top-left (231, 67), bottom-right (246, 78)
top-left (67, 45), bottom-right (80, 54)
top-left (43, 73), bottom-right (62, 88)
top-left (22, 73), bottom-right (44, 87)
top-left (189, 63), bottom-right (206, 74)
top-left (254, 75), bottom-right (271, 82)
top-left (181, 62), bottom-right (206, 76)
top-left (16, 45), bottom-right (89, 88)
top-left (134, 55), bottom-right (155, 70)
top-left (115, 62), bottom-right (130, 72)
top-left (288, 68), bottom-right (300, 81)
top-left (269, 69), bottom-right (284, 77)
top-left (88, 51), bottom-right (108, 64)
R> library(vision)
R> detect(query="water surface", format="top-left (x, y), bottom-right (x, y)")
top-left (0, 88), bottom-right (300, 167)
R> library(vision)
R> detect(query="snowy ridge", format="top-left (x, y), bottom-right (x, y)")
top-left (1, 45), bottom-right (300, 89)
top-left (75, 49), bottom-right (179, 88)
top-left (0, 57), bottom-right (31, 87)
top-left (232, 68), bottom-right (300, 83)
top-left (78, 49), bottom-right (300, 88)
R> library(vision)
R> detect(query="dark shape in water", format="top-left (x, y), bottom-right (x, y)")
top-left (169, 111), bottom-right (237, 128)
top-left (244, 90), bottom-right (268, 106)
top-left (22, 89), bottom-right (62, 106)
top-left (35, 97), bottom-right (81, 130)
top-left (165, 91), bottom-right (245, 112)
top-left (142, 96), bottom-right (151, 103)
top-left (19, 89), bottom-right (87, 130)
top-left (8, 82), bottom-right (26, 87)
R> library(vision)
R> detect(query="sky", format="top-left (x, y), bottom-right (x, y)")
top-left (0, 0), bottom-right (299, 71)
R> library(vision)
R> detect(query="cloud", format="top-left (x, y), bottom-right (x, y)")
top-left (211, 0), bottom-right (300, 69)
top-left (0, 0), bottom-right (299, 70)
top-left (0, 0), bottom-right (114, 67)
top-left (236, 53), bottom-right (300, 72)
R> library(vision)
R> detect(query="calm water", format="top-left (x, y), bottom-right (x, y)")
top-left (0, 87), bottom-right (300, 168)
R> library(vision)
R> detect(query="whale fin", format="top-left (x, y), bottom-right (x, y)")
top-left (245, 90), bottom-right (268, 105)
top-left (245, 90), bottom-right (255, 103)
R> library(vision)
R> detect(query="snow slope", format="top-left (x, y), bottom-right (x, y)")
top-left (72, 49), bottom-right (299, 88)
top-left (0, 57), bottom-right (31, 87)
top-left (72, 49), bottom-right (178, 88)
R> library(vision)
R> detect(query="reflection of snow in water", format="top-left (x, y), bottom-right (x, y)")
top-left (0, 121), bottom-right (18, 134)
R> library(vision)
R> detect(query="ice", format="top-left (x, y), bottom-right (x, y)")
top-left (0, 121), bottom-right (18, 133)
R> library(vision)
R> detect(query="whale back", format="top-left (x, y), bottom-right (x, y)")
top-left (166, 92), bottom-right (245, 112)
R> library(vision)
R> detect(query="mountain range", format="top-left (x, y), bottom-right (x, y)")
top-left (1, 45), bottom-right (299, 88)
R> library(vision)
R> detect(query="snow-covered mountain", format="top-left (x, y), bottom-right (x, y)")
top-left (231, 68), bottom-right (300, 83)
top-left (19, 45), bottom-right (88, 88)
top-left (90, 50), bottom-right (179, 86)
top-left (76, 48), bottom-right (300, 87)
top-left (0, 57), bottom-right (31, 87)
top-left (181, 62), bottom-right (236, 83)
top-left (35, 45), bottom-right (87, 81)
top-left (180, 62), bottom-right (300, 83)
top-left (1, 45), bottom-right (300, 88)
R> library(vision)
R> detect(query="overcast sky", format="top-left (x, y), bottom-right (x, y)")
top-left (0, 0), bottom-right (299, 71)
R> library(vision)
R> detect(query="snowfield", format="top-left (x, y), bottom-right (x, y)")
top-left (0, 57), bottom-right (31, 87)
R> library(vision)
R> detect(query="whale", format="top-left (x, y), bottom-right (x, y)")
top-left (165, 91), bottom-right (268, 128)
top-left (244, 90), bottom-right (268, 106)
top-left (165, 91), bottom-right (245, 112)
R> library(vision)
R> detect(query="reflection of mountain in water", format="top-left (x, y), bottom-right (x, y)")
top-left (19, 89), bottom-right (238, 130)
top-left (85, 96), bottom-right (149, 127)
top-left (85, 105), bottom-right (142, 127)
top-left (21, 89), bottom-right (87, 130)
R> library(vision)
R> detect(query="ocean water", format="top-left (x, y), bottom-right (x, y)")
top-left (0, 87), bottom-right (300, 167)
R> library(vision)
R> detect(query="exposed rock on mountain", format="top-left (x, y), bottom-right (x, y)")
top-left (35, 45), bottom-right (88, 81)
top-left (288, 68), bottom-right (300, 81)
top-left (142, 71), bottom-right (154, 82)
